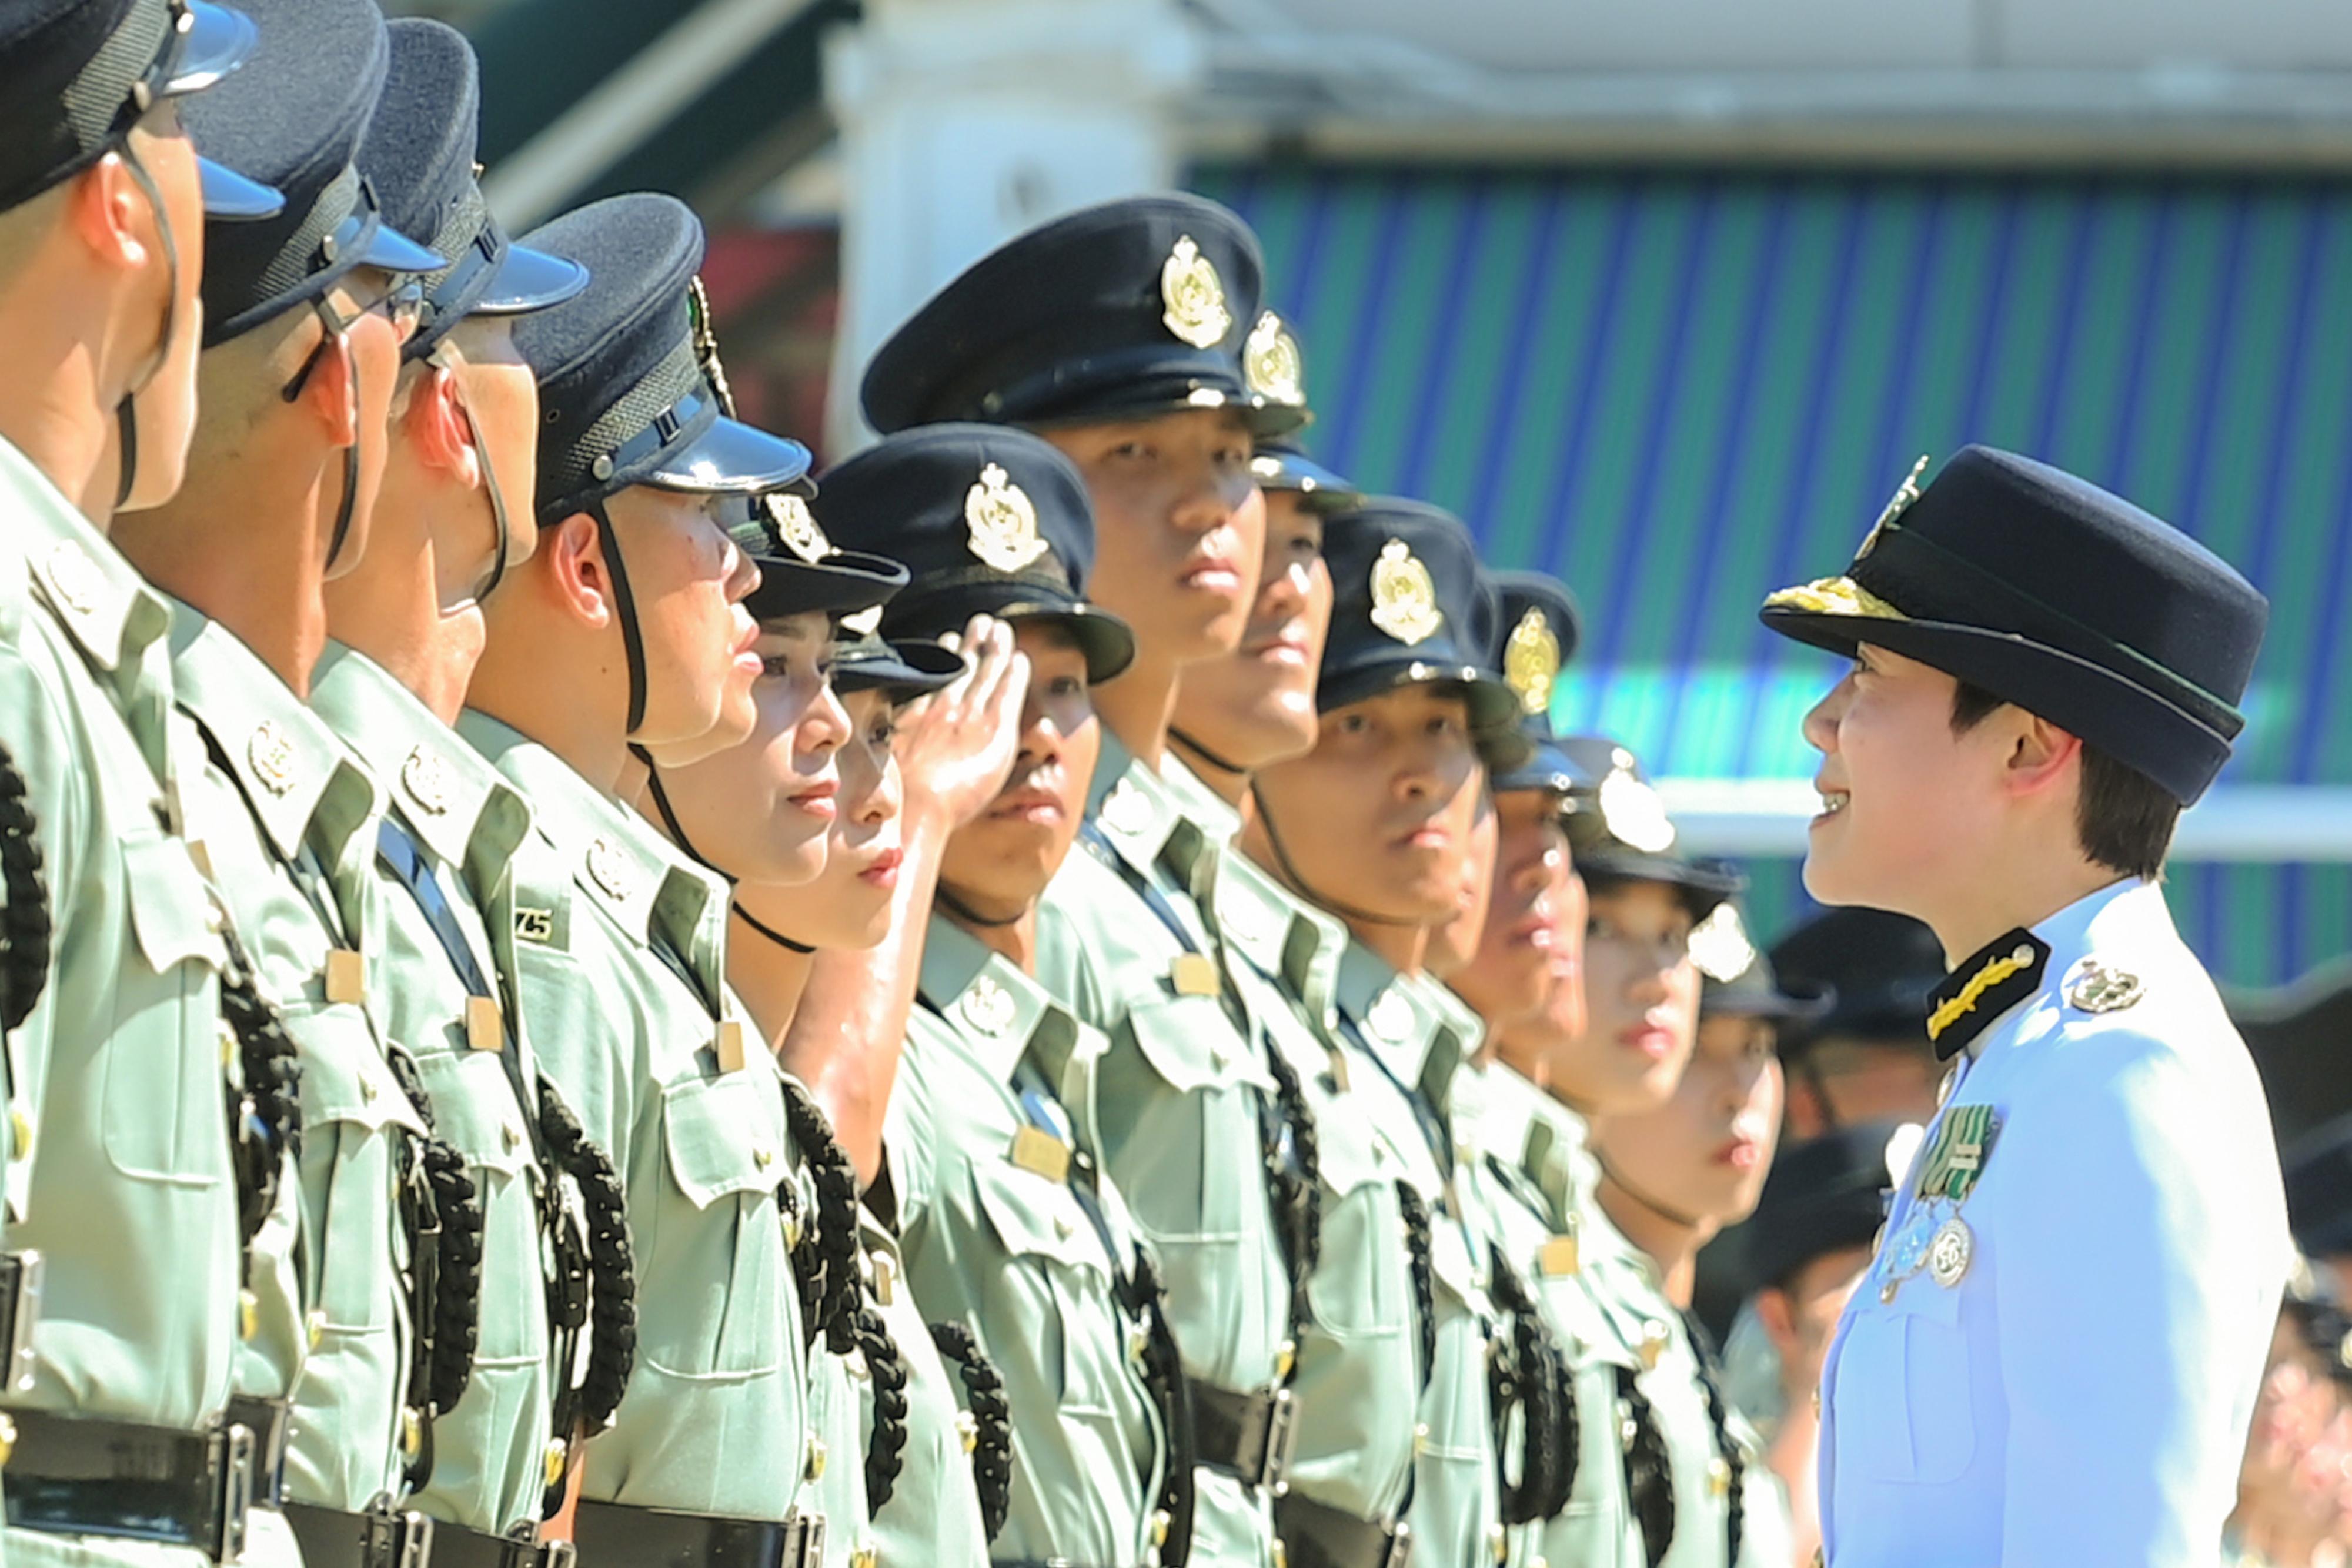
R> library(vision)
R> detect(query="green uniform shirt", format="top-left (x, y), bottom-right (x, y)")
top-left (1327, 948), bottom-right (1506, 1568)
top-left (309, 645), bottom-right (553, 1534)
top-left (1034, 735), bottom-right (1290, 1568)
top-left (853, 1208), bottom-right (990, 1568)
top-left (166, 602), bottom-right (427, 1514)
top-left (456, 712), bottom-right (815, 1522)
top-left (886, 915), bottom-right (1167, 1566)
top-left (1182, 814), bottom-right (1425, 1533)
top-left (0, 439), bottom-right (239, 1568)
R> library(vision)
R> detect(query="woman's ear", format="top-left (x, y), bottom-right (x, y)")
top-left (2001, 708), bottom-right (2082, 803)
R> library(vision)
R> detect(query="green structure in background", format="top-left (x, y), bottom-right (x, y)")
top-left (1196, 162), bottom-right (2352, 985)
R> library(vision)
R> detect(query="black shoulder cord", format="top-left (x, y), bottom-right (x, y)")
top-left (1395, 1182), bottom-right (1438, 1393)
top-left (777, 1077), bottom-right (863, 1356)
top-left (928, 1321), bottom-right (1014, 1543)
top-left (0, 745), bottom-right (52, 1039)
top-left (380, 1042), bottom-right (483, 1491)
top-left (1682, 1309), bottom-right (1747, 1567)
top-left (1615, 1363), bottom-right (1676, 1568)
top-left (856, 1294), bottom-right (910, 1512)
top-left (1485, 1246), bottom-right (1575, 1526)
top-left (215, 925), bottom-right (303, 1259)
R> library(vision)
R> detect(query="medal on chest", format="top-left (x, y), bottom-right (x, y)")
top-left (1879, 1102), bottom-right (2000, 1302)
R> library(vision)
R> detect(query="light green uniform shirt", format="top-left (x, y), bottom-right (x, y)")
top-left (0, 439), bottom-right (238, 1568)
top-left (886, 916), bottom-right (1167, 1566)
top-left (166, 602), bottom-right (426, 1517)
top-left (853, 1207), bottom-right (990, 1568)
top-left (309, 644), bottom-right (553, 1534)
top-left (1329, 948), bottom-right (1506, 1568)
top-left (1035, 735), bottom-right (1291, 1568)
top-left (457, 711), bottom-right (816, 1521)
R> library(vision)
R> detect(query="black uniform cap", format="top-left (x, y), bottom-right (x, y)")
top-left (186, 0), bottom-right (444, 347)
top-left (0, 0), bottom-right (279, 220)
top-left (829, 618), bottom-right (967, 704)
top-left (1768, 907), bottom-right (1944, 1061)
top-left (1483, 569), bottom-right (1597, 798)
top-left (1560, 736), bottom-right (1740, 921)
top-left (1761, 445), bottom-right (2268, 805)
top-left (360, 19), bottom-right (586, 364)
top-left (1746, 1121), bottom-right (1912, 1292)
top-left (2286, 1113), bottom-right (2352, 1262)
top-left (861, 193), bottom-right (1300, 438)
top-left (1695, 900), bottom-right (1834, 1022)
top-left (1240, 310), bottom-right (1361, 510)
top-left (811, 424), bottom-right (1137, 686)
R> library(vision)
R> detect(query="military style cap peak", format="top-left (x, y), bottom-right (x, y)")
top-left (1697, 902), bottom-right (1832, 1021)
top-left (830, 619), bottom-right (967, 704)
top-left (361, 19), bottom-right (585, 363)
top-left (813, 424), bottom-right (1137, 684)
top-left (188, 0), bottom-right (445, 347)
top-left (861, 193), bottom-right (1300, 438)
top-left (1240, 310), bottom-right (1362, 510)
top-left (0, 0), bottom-right (279, 219)
top-left (1482, 569), bottom-right (1595, 798)
top-left (1316, 499), bottom-right (1519, 741)
top-left (512, 193), bottom-right (813, 525)
top-left (1747, 1120), bottom-right (1916, 1290)
top-left (1560, 736), bottom-right (1739, 920)
top-left (1760, 444), bottom-right (2268, 805)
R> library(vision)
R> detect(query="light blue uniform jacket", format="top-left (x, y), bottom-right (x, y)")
top-left (1819, 880), bottom-right (2288, 1567)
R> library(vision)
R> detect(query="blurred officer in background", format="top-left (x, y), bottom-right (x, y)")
top-left (1766, 908), bottom-right (1945, 1141)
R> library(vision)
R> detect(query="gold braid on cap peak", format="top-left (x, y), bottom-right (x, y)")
top-left (688, 277), bottom-right (739, 419)
top-left (1763, 575), bottom-right (1907, 621)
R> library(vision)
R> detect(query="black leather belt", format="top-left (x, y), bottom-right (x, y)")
top-left (224, 1396), bottom-right (290, 1508)
top-left (1274, 1492), bottom-right (1414, 1568)
top-left (1189, 1379), bottom-right (1298, 1493)
top-left (571, 1501), bottom-right (823, 1568)
top-left (3, 1406), bottom-right (255, 1562)
top-left (285, 1499), bottom-right (439, 1568)
top-left (427, 1520), bottom-right (577, 1568)
top-left (0, 1251), bottom-right (43, 1396)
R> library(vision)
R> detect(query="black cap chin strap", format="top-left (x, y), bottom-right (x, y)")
top-left (429, 344), bottom-right (515, 609)
top-left (1168, 727), bottom-right (1251, 778)
top-left (113, 143), bottom-right (182, 510)
top-left (634, 742), bottom-right (819, 955)
top-left (588, 497), bottom-right (650, 736)
top-left (1248, 780), bottom-right (1424, 930)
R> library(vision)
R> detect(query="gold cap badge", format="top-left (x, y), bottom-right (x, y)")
top-left (965, 462), bottom-right (1047, 574)
top-left (1596, 750), bottom-right (1676, 854)
top-left (246, 721), bottom-right (298, 797)
top-left (1244, 311), bottom-right (1304, 406)
top-left (839, 604), bottom-right (883, 637)
top-left (1369, 539), bottom-right (1443, 646)
top-left (767, 493), bottom-right (831, 565)
top-left (1689, 902), bottom-right (1756, 985)
top-left (1505, 607), bottom-right (1560, 716)
top-left (1161, 235), bottom-right (1232, 350)
top-left (1856, 453), bottom-right (1931, 560)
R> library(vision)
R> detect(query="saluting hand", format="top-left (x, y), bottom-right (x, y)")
top-left (895, 614), bottom-right (1028, 831)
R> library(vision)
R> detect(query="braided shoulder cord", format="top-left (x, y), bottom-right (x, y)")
top-left (536, 1079), bottom-right (637, 1483)
top-left (0, 744), bottom-right (51, 1038)
top-left (1614, 1364), bottom-right (1676, 1568)
top-left (215, 934), bottom-right (302, 1255)
top-left (1682, 1309), bottom-right (1747, 1567)
top-left (1258, 1038), bottom-right (1322, 1339)
top-left (857, 1297), bottom-right (910, 1513)
top-left (1396, 1183), bottom-right (1436, 1390)
top-left (1485, 1249), bottom-right (1573, 1526)
top-left (383, 1045), bottom-right (483, 1489)
top-left (779, 1078), bottom-right (862, 1356)
top-left (1129, 1245), bottom-right (1197, 1568)
top-left (929, 1322), bottom-right (1013, 1543)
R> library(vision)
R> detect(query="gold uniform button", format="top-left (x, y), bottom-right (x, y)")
top-left (956, 1411), bottom-right (979, 1455)
top-left (1272, 1543), bottom-right (1288, 1568)
top-left (804, 1436), bottom-right (827, 1482)
top-left (358, 1076), bottom-right (379, 1105)
top-left (1274, 1339), bottom-right (1296, 1381)
top-left (1150, 1510), bottom-right (1171, 1547)
top-left (502, 1124), bottom-right (521, 1155)
top-left (1708, 1456), bottom-right (1733, 1498)
top-left (851, 1550), bottom-right (877, 1568)
top-left (8, 1104), bottom-right (29, 1162)
top-left (543, 1437), bottom-right (567, 1489)
top-left (754, 1145), bottom-right (775, 1171)
top-left (1486, 1523), bottom-right (1509, 1563)
top-left (305, 1309), bottom-right (325, 1349)
top-left (402, 1406), bottom-right (424, 1458)
top-left (239, 1290), bottom-right (258, 1342)
top-left (1412, 1421), bottom-right (1431, 1457)
top-left (0, 1410), bottom-right (16, 1468)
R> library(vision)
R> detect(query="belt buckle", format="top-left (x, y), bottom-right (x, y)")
top-left (211, 1418), bottom-right (256, 1564)
top-left (1259, 1387), bottom-right (1298, 1496)
top-left (360, 1497), bottom-right (436, 1568)
top-left (1, 1251), bottom-right (43, 1395)
top-left (1381, 1520), bottom-right (1414, 1568)
top-left (781, 1512), bottom-right (826, 1568)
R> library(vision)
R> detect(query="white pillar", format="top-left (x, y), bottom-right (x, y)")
top-left (823, 0), bottom-right (1204, 455)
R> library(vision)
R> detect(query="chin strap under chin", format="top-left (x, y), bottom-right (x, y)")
top-left (1247, 781), bottom-right (1422, 929)
top-left (732, 902), bottom-right (816, 955)
top-left (933, 884), bottom-right (1024, 930)
top-left (633, 743), bottom-right (817, 955)
top-left (1167, 727), bottom-right (1251, 777)
top-left (113, 145), bottom-right (182, 511)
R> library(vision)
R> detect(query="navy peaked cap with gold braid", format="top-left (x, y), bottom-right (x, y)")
top-left (1483, 569), bottom-right (1595, 797)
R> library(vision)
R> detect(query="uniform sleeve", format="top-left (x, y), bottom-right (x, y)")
top-left (0, 640), bottom-right (90, 1152)
top-left (1993, 1032), bottom-right (2275, 1568)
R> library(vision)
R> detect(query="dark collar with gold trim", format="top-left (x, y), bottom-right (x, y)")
top-left (1925, 927), bottom-right (2051, 1060)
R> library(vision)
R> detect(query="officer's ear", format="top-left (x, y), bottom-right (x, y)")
top-left (1998, 709), bottom-right (2082, 806)
top-left (400, 362), bottom-right (476, 488)
top-left (539, 510), bottom-right (614, 633)
top-left (1752, 1283), bottom-right (1802, 1361)
top-left (61, 152), bottom-right (156, 279)
top-left (288, 322), bottom-right (362, 453)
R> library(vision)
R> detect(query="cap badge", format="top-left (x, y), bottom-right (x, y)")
top-left (2066, 959), bottom-right (2144, 1015)
top-left (1369, 539), bottom-right (1443, 646)
top-left (839, 605), bottom-right (883, 637)
top-left (1688, 902), bottom-right (1756, 985)
top-left (1596, 763), bottom-right (1675, 854)
top-left (1505, 607), bottom-right (1560, 716)
top-left (1161, 236), bottom-right (1232, 350)
top-left (246, 721), bottom-right (298, 797)
top-left (767, 494), bottom-right (831, 566)
top-left (399, 747), bottom-right (453, 815)
top-left (1856, 453), bottom-right (1932, 560)
top-left (958, 973), bottom-right (1017, 1037)
top-left (1244, 312), bottom-right (1304, 406)
top-left (965, 463), bottom-right (1047, 575)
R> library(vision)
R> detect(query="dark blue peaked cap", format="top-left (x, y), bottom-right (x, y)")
top-left (187, 0), bottom-right (443, 347)
top-left (1762, 444), bottom-right (2269, 805)
top-left (1560, 735), bottom-right (1740, 919)
top-left (814, 423), bottom-right (1137, 684)
top-left (1485, 569), bottom-right (1598, 797)
top-left (861, 193), bottom-right (1302, 438)
top-left (362, 19), bottom-right (586, 363)
top-left (1317, 499), bottom-right (1519, 737)
top-left (0, 0), bottom-right (280, 220)
top-left (511, 193), bottom-right (812, 523)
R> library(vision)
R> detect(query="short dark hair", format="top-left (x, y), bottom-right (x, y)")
top-left (1950, 680), bottom-right (2177, 881)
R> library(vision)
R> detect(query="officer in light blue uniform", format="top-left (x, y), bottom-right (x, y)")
top-left (1760, 446), bottom-right (2290, 1568)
